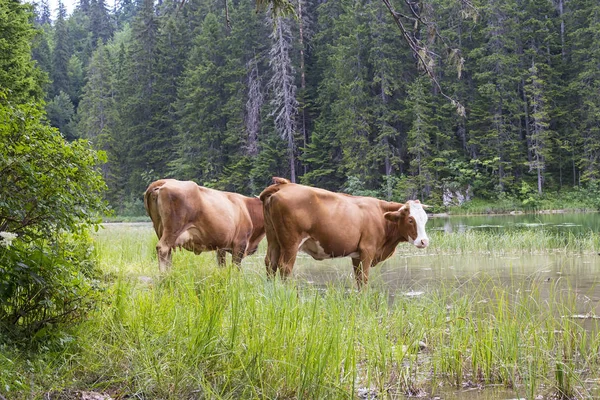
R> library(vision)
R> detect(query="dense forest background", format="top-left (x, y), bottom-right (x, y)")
top-left (30, 0), bottom-right (600, 213)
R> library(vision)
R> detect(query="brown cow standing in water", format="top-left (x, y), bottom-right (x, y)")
top-left (144, 179), bottom-right (265, 272)
top-left (259, 178), bottom-right (430, 288)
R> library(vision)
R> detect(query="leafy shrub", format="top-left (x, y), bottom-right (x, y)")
top-left (0, 232), bottom-right (101, 338)
top-left (0, 100), bottom-right (108, 339)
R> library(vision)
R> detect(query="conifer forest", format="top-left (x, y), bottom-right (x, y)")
top-left (29, 0), bottom-right (600, 213)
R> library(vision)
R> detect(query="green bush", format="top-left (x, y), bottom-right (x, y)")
top-left (0, 100), bottom-right (108, 339)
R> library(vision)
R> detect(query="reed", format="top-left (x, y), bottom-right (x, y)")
top-left (408, 229), bottom-right (600, 255)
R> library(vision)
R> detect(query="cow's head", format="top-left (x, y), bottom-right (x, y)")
top-left (384, 200), bottom-right (430, 248)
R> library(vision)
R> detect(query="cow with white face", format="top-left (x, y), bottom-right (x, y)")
top-left (260, 178), bottom-right (430, 288)
top-left (383, 200), bottom-right (430, 249)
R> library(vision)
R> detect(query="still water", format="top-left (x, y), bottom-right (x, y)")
top-left (295, 212), bottom-right (600, 296)
top-left (291, 212), bottom-right (600, 399)
top-left (428, 212), bottom-right (600, 235)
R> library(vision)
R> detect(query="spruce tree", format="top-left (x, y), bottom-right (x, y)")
top-left (78, 42), bottom-right (123, 205)
top-left (90, 0), bottom-right (114, 44)
top-left (467, 0), bottom-right (524, 195)
top-left (525, 62), bottom-right (554, 193)
top-left (0, 0), bottom-right (45, 103)
top-left (51, 1), bottom-right (71, 99)
top-left (172, 13), bottom-right (230, 185)
top-left (566, 0), bottom-right (600, 183)
top-left (118, 0), bottom-right (162, 198)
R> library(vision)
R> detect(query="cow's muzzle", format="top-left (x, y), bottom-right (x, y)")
top-left (414, 238), bottom-right (429, 248)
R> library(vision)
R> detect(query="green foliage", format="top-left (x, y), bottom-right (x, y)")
top-left (24, 0), bottom-right (600, 210)
top-left (0, 99), bottom-right (108, 338)
top-left (343, 175), bottom-right (381, 198)
top-left (0, 231), bottom-right (101, 339)
top-left (51, 2), bottom-right (72, 99)
top-left (46, 90), bottom-right (77, 140)
top-left (0, 0), bottom-right (45, 103)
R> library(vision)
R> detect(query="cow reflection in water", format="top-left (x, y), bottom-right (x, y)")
top-left (259, 177), bottom-right (430, 288)
top-left (144, 179), bottom-right (265, 271)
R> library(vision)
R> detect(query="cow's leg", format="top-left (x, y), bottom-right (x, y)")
top-left (246, 236), bottom-right (263, 256)
top-left (216, 249), bottom-right (227, 267)
top-left (265, 243), bottom-right (280, 278)
top-left (231, 244), bottom-right (246, 268)
top-left (352, 256), bottom-right (373, 289)
top-left (156, 240), bottom-right (173, 273)
top-left (264, 217), bottom-right (280, 277)
top-left (279, 244), bottom-right (299, 280)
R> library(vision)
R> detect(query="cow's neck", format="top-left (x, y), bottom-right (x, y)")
top-left (380, 201), bottom-right (404, 213)
top-left (376, 201), bottom-right (407, 263)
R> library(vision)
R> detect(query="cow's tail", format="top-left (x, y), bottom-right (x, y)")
top-left (144, 180), bottom-right (168, 237)
top-left (259, 177), bottom-right (290, 203)
top-left (144, 180), bottom-right (167, 216)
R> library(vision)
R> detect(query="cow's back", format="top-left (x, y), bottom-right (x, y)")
top-left (262, 183), bottom-right (389, 256)
top-left (264, 183), bottom-right (379, 230)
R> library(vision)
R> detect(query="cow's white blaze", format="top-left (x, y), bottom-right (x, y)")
top-left (406, 201), bottom-right (429, 248)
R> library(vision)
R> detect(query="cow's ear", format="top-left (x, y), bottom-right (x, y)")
top-left (384, 207), bottom-right (408, 222)
top-left (384, 211), bottom-right (400, 222)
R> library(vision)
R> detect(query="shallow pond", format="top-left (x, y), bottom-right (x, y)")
top-left (287, 213), bottom-right (600, 399)
top-left (103, 213), bottom-right (600, 399)
top-left (428, 211), bottom-right (600, 235)
top-left (294, 212), bottom-right (600, 296)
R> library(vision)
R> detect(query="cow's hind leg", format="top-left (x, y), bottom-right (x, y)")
top-left (216, 249), bottom-right (227, 267)
top-left (278, 244), bottom-right (300, 280)
top-left (265, 243), bottom-right (280, 278)
top-left (156, 240), bottom-right (173, 273)
top-left (231, 239), bottom-right (248, 268)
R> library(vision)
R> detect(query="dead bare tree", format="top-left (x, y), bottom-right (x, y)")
top-left (267, 14), bottom-right (299, 182)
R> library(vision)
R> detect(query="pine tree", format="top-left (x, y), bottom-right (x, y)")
top-left (31, 24), bottom-right (52, 80)
top-left (467, 0), bottom-right (525, 195)
top-left (118, 0), bottom-right (162, 197)
top-left (78, 42), bottom-right (123, 204)
top-left (566, 0), bottom-right (600, 184)
top-left (300, 0), bottom-right (348, 189)
top-left (37, 0), bottom-right (52, 25)
top-left (90, 0), bottom-right (114, 44)
top-left (46, 90), bottom-right (76, 140)
top-left (245, 56), bottom-right (263, 158)
top-left (367, 0), bottom-right (410, 198)
top-left (51, 1), bottom-right (71, 99)
top-left (525, 62), bottom-right (554, 193)
top-left (172, 13), bottom-right (230, 184)
top-left (0, 0), bottom-right (45, 104)
top-left (405, 77), bottom-right (438, 199)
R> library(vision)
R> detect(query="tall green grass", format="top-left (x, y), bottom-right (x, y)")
top-left (410, 229), bottom-right (600, 255)
top-left (2, 225), bottom-right (600, 399)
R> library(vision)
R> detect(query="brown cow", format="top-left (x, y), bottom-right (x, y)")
top-left (144, 179), bottom-right (265, 271)
top-left (259, 178), bottom-right (430, 287)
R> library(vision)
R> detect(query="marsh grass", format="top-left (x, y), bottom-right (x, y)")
top-left (2, 224), bottom-right (600, 399)
top-left (414, 230), bottom-right (600, 255)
